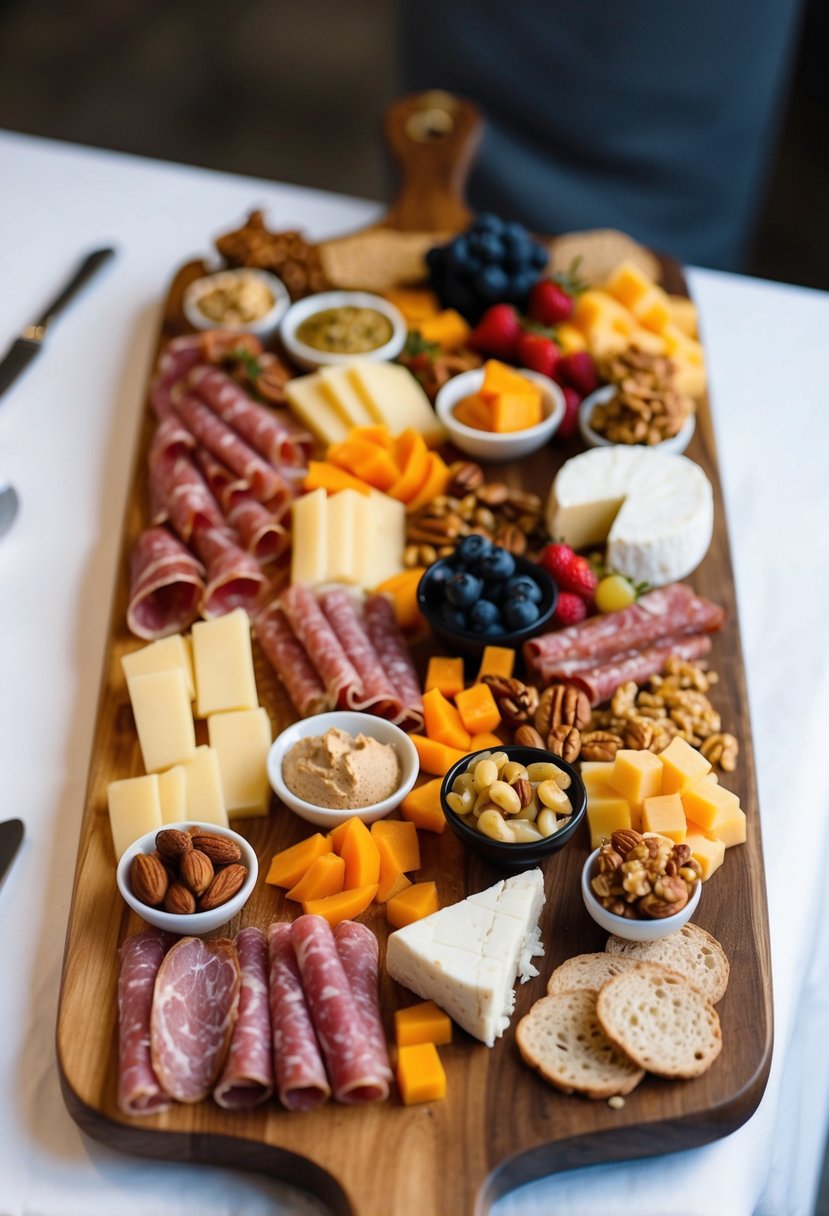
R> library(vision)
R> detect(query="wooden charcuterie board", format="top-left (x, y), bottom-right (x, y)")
top-left (56, 94), bottom-right (772, 1216)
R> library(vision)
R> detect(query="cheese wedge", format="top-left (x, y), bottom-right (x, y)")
top-left (386, 869), bottom-right (545, 1047)
top-left (346, 360), bottom-right (445, 447)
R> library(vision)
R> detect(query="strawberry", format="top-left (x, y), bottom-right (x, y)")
top-left (552, 592), bottom-right (589, 628)
top-left (527, 279), bottom-right (573, 326)
top-left (515, 330), bottom-right (559, 378)
top-left (540, 542), bottom-right (577, 584)
top-left (556, 351), bottom-right (599, 397)
top-left (557, 386), bottom-right (582, 440)
top-left (468, 304), bottom-right (522, 361)
top-left (559, 554), bottom-right (598, 600)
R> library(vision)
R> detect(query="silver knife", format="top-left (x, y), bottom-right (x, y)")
top-left (0, 247), bottom-right (116, 401)
top-left (0, 819), bottom-right (24, 891)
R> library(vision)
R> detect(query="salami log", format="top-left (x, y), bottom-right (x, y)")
top-left (291, 914), bottom-right (389, 1105)
top-left (267, 922), bottom-right (330, 1111)
top-left (172, 390), bottom-right (282, 501)
top-left (150, 936), bottom-right (241, 1104)
top-left (317, 586), bottom-right (399, 716)
top-left (254, 604), bottom-right (331, 716)
top-left (190, 365), bottom-right (312, 469)
top-left (117, 931), bottom-right (172, 1116)
top-left (191, 524), bottom-right (267, 618)
top-left (363, 593), bottom-right (425, 731)
top-left (556, 634), bottom-right (714, 706)
top-left (333, 922), bottom-right (392, 1088)
top-left (213, 927), bottom-right (274, 1110)
top-left (126, 526), bottom-right (204, 639)
top-left (280, 582), bottom-right (363, 709)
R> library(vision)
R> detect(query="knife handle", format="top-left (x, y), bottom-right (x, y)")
top-left (35, 247), bottom-right (116, 331)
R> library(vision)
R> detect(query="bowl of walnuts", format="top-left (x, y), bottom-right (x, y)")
top-left (581, 829), bottom-right (702, 942)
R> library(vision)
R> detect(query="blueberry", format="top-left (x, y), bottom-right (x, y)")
top-left (473, 213), bottom-right (504, 234)
top-left (504, 597), bottom-right (540, 630)
top-left (482, 579), bottom-right (507, 605)
top-left (480, 547), bottom-right (516, 582)
top-left (503, 220), bottom-right (530, 244)
top-left (530, 242), bottom-right (550, 269)
top-left (426, 563), bottom-right (454, 595)
top-left (445, 571), bottom-right (483, 608)
top-left (505, 574), bottom-right (543, 603)
top-left (469, 599), bottom-right (502, 632)
top-left (474, 265), bottom-right (510, 302)
top-left (455, 533), bottom-right (493, 568)
top-left (439, 602), bottom-right (468, 631)
top-left (476, 233), bottom-right (506, 265)
top-left (448, 236), bottom-right (470, 268)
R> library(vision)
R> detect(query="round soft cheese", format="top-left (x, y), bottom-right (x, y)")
top-left (546, 446), bottom-right (713, 586)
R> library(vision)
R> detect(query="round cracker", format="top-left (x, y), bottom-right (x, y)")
top-left (546, 952), bottom-right (635, 996)
top-left (605, 922), bottom-right (729, 1004)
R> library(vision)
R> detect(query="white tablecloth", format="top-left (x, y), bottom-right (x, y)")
top-left (1, 129), bottom-right (827, 1216)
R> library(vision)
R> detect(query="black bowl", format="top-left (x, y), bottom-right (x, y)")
top-left (440, 745), bottom-right (587, 869)
top-left (416, 552), bottom-right (558, 659)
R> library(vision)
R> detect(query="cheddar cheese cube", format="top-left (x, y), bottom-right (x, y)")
top-left (658, 736), bottom-right (711, 795)
top-left (685, 831), bottom-right (726, 881)
top-left (680, 774), bottom-right (739, 832)
top-left (395, 1000), bottom-right (453, 1047)
top-left (641, 792), bottom-right (686, 843)
top-left (687, 803), bottom-right (747, 849)
top-left (610, 749), bottom-right (663, 804)
top-left (580, 761), bottom-right (617, 800)
top-left (476, 646), bottom-right (515, 681)
top-left (586, 796), bottom-right (633, 850)
top-left (396, 1041), bottom-right (447, 1105)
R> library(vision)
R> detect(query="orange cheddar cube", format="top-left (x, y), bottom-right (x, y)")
top-left (405, 452), bottom-right (451, 514)
top-left (387, 429), bottom-right (429, 503)
top-left (396, 1041), bottom-right (446, 1105)
top-left (339, 817), bottom-right (381, 889)
top-left (489, 390), bottom-right (542, 434)
top-left (386, 881), bottom-right (439, 929)
top-left (265, 833), bottom-right (333, 889)
top-left (659, 737), bottom-right (712, 795)
top-left (679, 774), bottom-right (738, 832)
top-left (454, 683), bottom-right (501, 736)
top-left (684, 831), bottom-right (726, 880)
top-left (329, 815), bottom-right (364, 855)
top-left (468, 732), bottom-right (503, 751)
top-left (610, 749), bottom-right (663, 803)
top-left (586, 796), bottom-right (633, 850)
top-left (641, 793), bottom-right (687, 843)
top-left (302, 883), bottom-right (379, 927)
top-left (422, 687), bottom-right (472, 751)
top-left (400, 778), bottom-right (446, 833)
top-left (285, 852), bottom-right (345, 903)
top-left (424, 656), bottom-right (465, 700)
top-left (475, 646), bottom-right (515, 681)
top-left (395, 1000), bottom-right (453, 1047)
top-left (371, 819), bottom-right (420, 873)
top-left (453, 392), bottom-right (492, 431)
top-left (418, 309), bottom-right (471, 351)
top-left (580, 761), bottom-right (618, 800)
top-left (409, 734), bottom-right (468, 777)
top-left (479, 359), bottom-right (537, 399)
top-left (303, 461), bottom-right (373, 496)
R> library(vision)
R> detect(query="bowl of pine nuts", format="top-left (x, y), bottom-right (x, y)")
top-left (440, 746), bottom-right (587, 868)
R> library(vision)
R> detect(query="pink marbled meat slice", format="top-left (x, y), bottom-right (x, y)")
top-left (189, 365), bottom-right (312, 469)
top-left (191, 524), bottom-right (267, 618)
top-left (117, 931), bottom-right (172, 1116)
top-left (149, 334), bottom-right (205, 419)
top-left (126, 526), bottom-right (204, 640)
top-left (555, 634), bottom-right (714, 706)
top-left (193, 445), bottom-right (251, 512)
top-left (149, 447), bottom-right (226, 544)
top-left (150, 936), bottom-right (241, 1103)
top-left (318, 586), bottom-right (400, 716)
top-left (226, 494), bottom-right (290, 564)
top-left (213, 927), bottom-right (274, 1110)
top-left (254, 604), bottom-right (331, 717)
top-left (292, 914), bottom-right (389, 1105)
top-left (267, 922), bottom-right (330, 1111)
top-left (280, 582), bottom-right (363, 709)
top-left (172, 389), bottom-right (282, 501)
top-left (333, 921), bottom-right (392, 1088)
top-left (362, 593), bottom-right (424, 731)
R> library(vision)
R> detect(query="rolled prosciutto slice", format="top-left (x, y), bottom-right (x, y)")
top-left (191, 524), bottom-right (267, 618)
top-left (292, 914), bottom-right (389, 1105)
top-left (254, 604), bottom-right (331, 717)
top-left (363, 593), bottom-right (425, 731)
top-left (172, 389), bottom-right (283, 501)
top-left (556, 634), bottom-right (714, 706)
top-left (226, 494), bottom-right (290, 564)
top-left (333, 922), bottom-right (392, 1088)
top-left (190, 365), bottom-right (312, 469)
top-left (150, 936), bottom-right (241, 1103)
top-left (267, 922), bottom-right (330, 1111)
top-left (150, 334), bottom-right (205, 419)
top-left (280, 582), bottom-right (362, 709)
top-left (149, 447), bottom-right (226, 544)
top-left (117, 931), bottom-right (172, 1117)
top-left (127, 526), bottom-right (204, 640)
top-left (318, 586), bottom-right (399, 716)
top-left (214, 927), bottom-right (274, 1110)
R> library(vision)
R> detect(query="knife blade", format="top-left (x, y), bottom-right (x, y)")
top-left (0, 819), bottom-right (24, 891)
top-left (0, 246), bottom-right (116, 401)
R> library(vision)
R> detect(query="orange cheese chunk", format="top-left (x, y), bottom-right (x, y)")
top-left (377, 865), bottom-right (412, 904)
top-left (285, 852), bottom-right (346, 903)
top-left (328, 436), bottom-right (399, 492)
top-left (387, 429), bottom-right (429, 503)
top-left (424, 656), bottom-right (465, 700)
top-left (468, 731), bottom-right (504, 751)
top-left (339, 817), bottom-right (381, 890)
top-left (453, 392), bottom-right (492, 431)
top-left (679, 774), bottom-right (739, 833)
top-left (329, 815), bottom-right (364, 855)
top-left (417, 309), bottom-right (471, 351)
top-left (371, 819), bottom-right (420, 873)
top-left (395, 1000), bottom-right (453, 1047)
top-left (641, 792), bottom-right (686, 843)
top-left (475, 646), bottom-right (515, 681)
top-left (374, 567), bottom-right (425, 632)
top-left (395, 1041), bottom-right (446, 1105)
top-left (405, 452), bottom-right (451, 514)
top-left (580, 761), bottom-right (618, 800)
top-left (422, 687), bottom-right (472, 751)
top-left (684, 831), bottom-right (726, 880)
top-left (303, 461), bottom-right (373, 497)
top-left (489, 391), bottom-right (542, 434)
top-left (586, 795), bottom-right (633, 850)
top-left (658, 736), bottom-right (712, 795)
top-left (302, 884), bottom-right (379, 927)
top-left (386, 881), bottom-right (439, 929)
top-left (400, 778), bottom-right (446, 833)
top-left (455, 683), bottom-right (501, 736)
top-left (382, 287), bottom-right (440, 324)
top-left (409, 734), bottom-right (468, 777)
top-left (479, 359), bottom-right (537, 399)
top-left (265, 833), bottom-right (333, 889)
top-left (610, 749), bottom-right (663, 803)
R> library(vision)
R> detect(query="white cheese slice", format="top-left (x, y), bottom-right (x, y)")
top-left (356, 490), bottom-right (405, 588)
top-left (207, 707), bottom-right (272, 818)
top-left (107, 774), bottom-right (162, 860)
top-left (346, 360), bottom-right (445, 447)
top-left (126, 668), bottom-right (196, 774)
top-left (284, 373), bottom-right (350, 445)
top-left (291, 487), bottom-right (329, 586)
top-left (326, 489), bottom-right (362, 585)
top-left (180, 745), bottom-right (229, 827)
top-left (318, 364), bottom-right (375, 427)
top-left (192, 608), bottom-right (258, 719)
top-left (386, 869), bottom-right (545, 1047)
top-left (547, 446), bottom-right (713, 586)
top-left (121, 634), bottom-right (195, 700)
top-left (157, 765), bottom-right (186, 824)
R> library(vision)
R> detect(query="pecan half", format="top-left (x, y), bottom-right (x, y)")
top-left (535, 684), bottom-right (591, 735)
top-left (546, 724), bottom-right (581, 764)
top-left (483, 676), bottom-right (539, 726)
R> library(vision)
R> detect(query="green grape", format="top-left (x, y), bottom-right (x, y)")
top-left (595, 574), bottom-right (636, 613)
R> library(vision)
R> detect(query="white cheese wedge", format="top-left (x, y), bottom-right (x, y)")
top-left (290, 487), bottom-right (404, 589)
top-left (207, 707), bottom-right (272, 818)
top-left (346, 360), bottom-right (445, 447)
top-left (326, 488), bottom-right (362, 584)
top-left (547, 446), bottom-right (713, 586)
top-left (386, 869), bottom-right (545, 1047)
top-left (180, 745), bottom-right (229, 826)
top-left (356, 490), bottom-right (406, 588)
top-left (291, 487), bottom-right (329, 585)
top-left (192, 607), bottom-right (259, 719)
top-left (284, 374), bottom-right (350, 445)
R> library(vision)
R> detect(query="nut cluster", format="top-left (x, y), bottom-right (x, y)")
top-left (398, 347), bottom-right (483, 401)
top-left (215, 209), bottom-right (329, 300)
top-left (404, 474), bottom-right (545, 568)
top-left (591, 347), bottom-right (695, 444)
top-left (587, 657), bottom-right (738, 770)
top-left (129, 828), bottom-right (247, 916)
top-left (591, 829), bottom-right (702, 920)
top-left (446, 751), bottom-right (572, 845)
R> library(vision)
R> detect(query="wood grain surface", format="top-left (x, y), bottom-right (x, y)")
top-left (56, 94), bottom-right (772, 1216)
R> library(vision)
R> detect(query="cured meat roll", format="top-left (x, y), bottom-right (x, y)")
top-left (151, 936), bottom-right (241, 1103)
top-left (126, 526), bottom-right (204, 640)
top-left (267, 922), bottom-right (330, 1112)
top-left (554, 634), bottom-right (714, 706)
top-left (363, 593), bottom-right (425, 731)
top-left (117, 931), bottom-right (172, 1116)
top-left (226, 495), bottom-right (290, 564)
top-left (291, 914), bottom-right (390, 1105)
top-left (280, 582), bottom-right (362, 708)
top-left (214, 927), bottom-right (274, 1110)
top-left (191, 524), bottom-right (267, 618)
top-left (194, 446), bottom-right (251, 512)
top-left (149, 448), bottom-right (226, 544)
top-left (254, 605), bottom-right (331, 717)
top-left (172, 390), bottom-right (283, 502)
top-left (333, 922), bottom-right (392, 1088)
top-left (190, 366), bottom-right (313, 469)
top-left (317, 586), bottom-right (399, 716)
top-left (150, 334), bottom-right (205, 419)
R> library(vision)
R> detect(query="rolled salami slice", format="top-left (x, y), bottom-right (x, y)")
top-left (318, 586), bottom-right (399, 716)
top-left (150, 936), bottom-right (241, 1103)
top-left (150, 334), bottom-right (205, 419)
top-left (192, 524), bottom-right (267, 619)
top-left (149, 448), bottom-right (226, 544)
top-left (280, 582), bottom-right (363, 709)
top-left (127, 526), bottom-right (204, 640)
top-left (523, 584), bottom-right (725, 680)
top-left (558, 634), bottom-right (714, 706)
top-left (193, 445), bottom-right (250, 512)
top-left (117, 931), bottom-right (172, 1116)
top-left (334, 922), bottom-right (392, 1087)
top-left (362, 594), bottom-right (425, 731)
top-left (173, 389), bottom-right (282, 501)
top-left (267, 921), bottom-right (330, 1111)
top-left (254, 604), bottom-right (331, 717)
top-left (292, 914), bottom-right (389, 1105)
top-left (190, 365), bottom-right (312, 469)
top-left (214, 927), bottom-right (274, 1110)
top-left (226, 494), bottom-right (290, 564)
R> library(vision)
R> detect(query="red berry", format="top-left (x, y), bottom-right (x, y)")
top-left (540, 542), bottom-right (577, 584)
top-left (557, 351), bottom-right (599, 397)
top-left (468, 304), bottom-right (522, 361)
top-left (552, 592), bottom-right (589, 627)
top-left (527, 280), bottom-right (574, 326)
top-left (515, 330), bottom-right (559, 378)
top-left (559, 554), bottom-right (598, 599)
top-left (557, 386), bottom-right (582, 440)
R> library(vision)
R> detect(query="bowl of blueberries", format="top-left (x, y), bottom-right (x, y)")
top-left (417, 535), bottom-right (558, 658)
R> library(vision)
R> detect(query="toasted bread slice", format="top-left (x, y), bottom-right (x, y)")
top-left (605, 923), bottom-right (729, 1004)
top-left (546, 952), bottom-right (635, 996)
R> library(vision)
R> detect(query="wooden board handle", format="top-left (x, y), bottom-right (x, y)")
top-left (381, 91), bottom-right (484, 233)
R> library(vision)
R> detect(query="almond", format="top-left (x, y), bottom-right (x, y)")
top-left (191, 833), bottom-right (242, 866)
top-left (155, 828), bottom-right (193, 863)
top-left (179, 849), bottom-right (214, 896)
top-left (164, 881), bottom-right (197, 915)
top-left (130, 852), bottom-right (169, 906)
top-left (198, 863), bottom-right (247, 911)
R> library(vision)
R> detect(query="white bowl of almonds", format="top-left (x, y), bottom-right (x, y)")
top-left (116, 822), bottom-right (258, 935)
